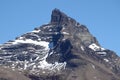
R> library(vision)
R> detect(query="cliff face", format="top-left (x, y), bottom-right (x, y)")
top-left (0, 9), bottom-right (120, 80)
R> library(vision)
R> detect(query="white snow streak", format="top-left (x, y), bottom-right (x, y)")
top-left (97, 52), bottom-right (107, 55)
top-left (31, 30), bottom-right (41, 33)
top-left (89, 43), bottom-right (105, 51)
top-left (24, 60), bottom-right (28, 70)
top-left (12, 39), bottom-right (49, 49)
top-left (92, 64), bottom-right (95, 69)
top-left (81, 46), bottom-right (84, 51)
top-left (49, 51), bottom-right (54, 56)
top-left (62, 32), bottom-right (69, 35)
top-left (43, 25), bottom-right (52, 29)
top-left (104, 58), bottom-right (109, 62)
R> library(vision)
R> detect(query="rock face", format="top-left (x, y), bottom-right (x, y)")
top-left (0, 9), bottom-right (120, 80)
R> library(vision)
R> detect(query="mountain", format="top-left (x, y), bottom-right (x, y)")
top-left (0, 9), bottom-right (120, 80)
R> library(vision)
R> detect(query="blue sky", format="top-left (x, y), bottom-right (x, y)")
top-left (0, 0), bottom-right (120, 55)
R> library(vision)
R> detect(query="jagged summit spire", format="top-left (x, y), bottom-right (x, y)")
top-left (50, 9), bottom-right (69, 24)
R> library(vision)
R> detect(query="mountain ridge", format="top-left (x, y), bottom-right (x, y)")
top-left (0, 9), bottom-right (120, 80)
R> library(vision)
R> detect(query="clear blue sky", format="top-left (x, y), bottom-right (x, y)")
top-left (0, 0), bottom-right (120, 55)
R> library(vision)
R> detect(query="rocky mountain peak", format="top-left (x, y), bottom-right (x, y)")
top-left (51, 8), bottom-right (67, 24)
top-left (0, 9), bottom-right (120, 80)
top-left (51, 8), bottom-right (75, 25)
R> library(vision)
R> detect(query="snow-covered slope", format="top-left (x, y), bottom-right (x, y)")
top-left (0, 23), bottom-right (67, 75)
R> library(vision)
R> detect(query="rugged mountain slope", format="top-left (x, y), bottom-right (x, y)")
top-left (0, 9), bottom-right (120, 80)
top-left (0, 66), bottom-right (30, 80)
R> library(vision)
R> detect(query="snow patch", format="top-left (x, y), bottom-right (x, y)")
top-left (49, 29), bottom-right (52, 31)
top-left (62, 27), bottom-right (65, 30)
top-left (89, 43), bottom-right (105, 51)
top-left (43, 25), bottom-right (52, 29)
top-left (62, 32), bottom-right (69, 35)
top-left (81, 46), bottom-right (84, 51)
top-left (55, 32), bottom-right (59, 35)
top-left (49, 51), bottom-right (54, 56)
top-left (27, 63), bottom-right (35, 67)
top-left (12, 39), bottom-right (49, 49)
top-left (18, 37), bottom-right (24, 40)
top-left (37, 51), bottom-right (66, 71)
top-left (42, 71), bottom-right (46, 74)
top-left (31, 29), bottom-right (41, 33)
top-left (34, 56), bottom-right (39, 61)
top-left (92, 64), bottom-right (95, 69)
top-left (104, 58), bottom-right (109, 62)
top-left (38, 38), bottom-right (41, 41)
top-left (96, 52), bottom-right (107, 56)
top-left (24, 60), bottom-right (28, 70)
